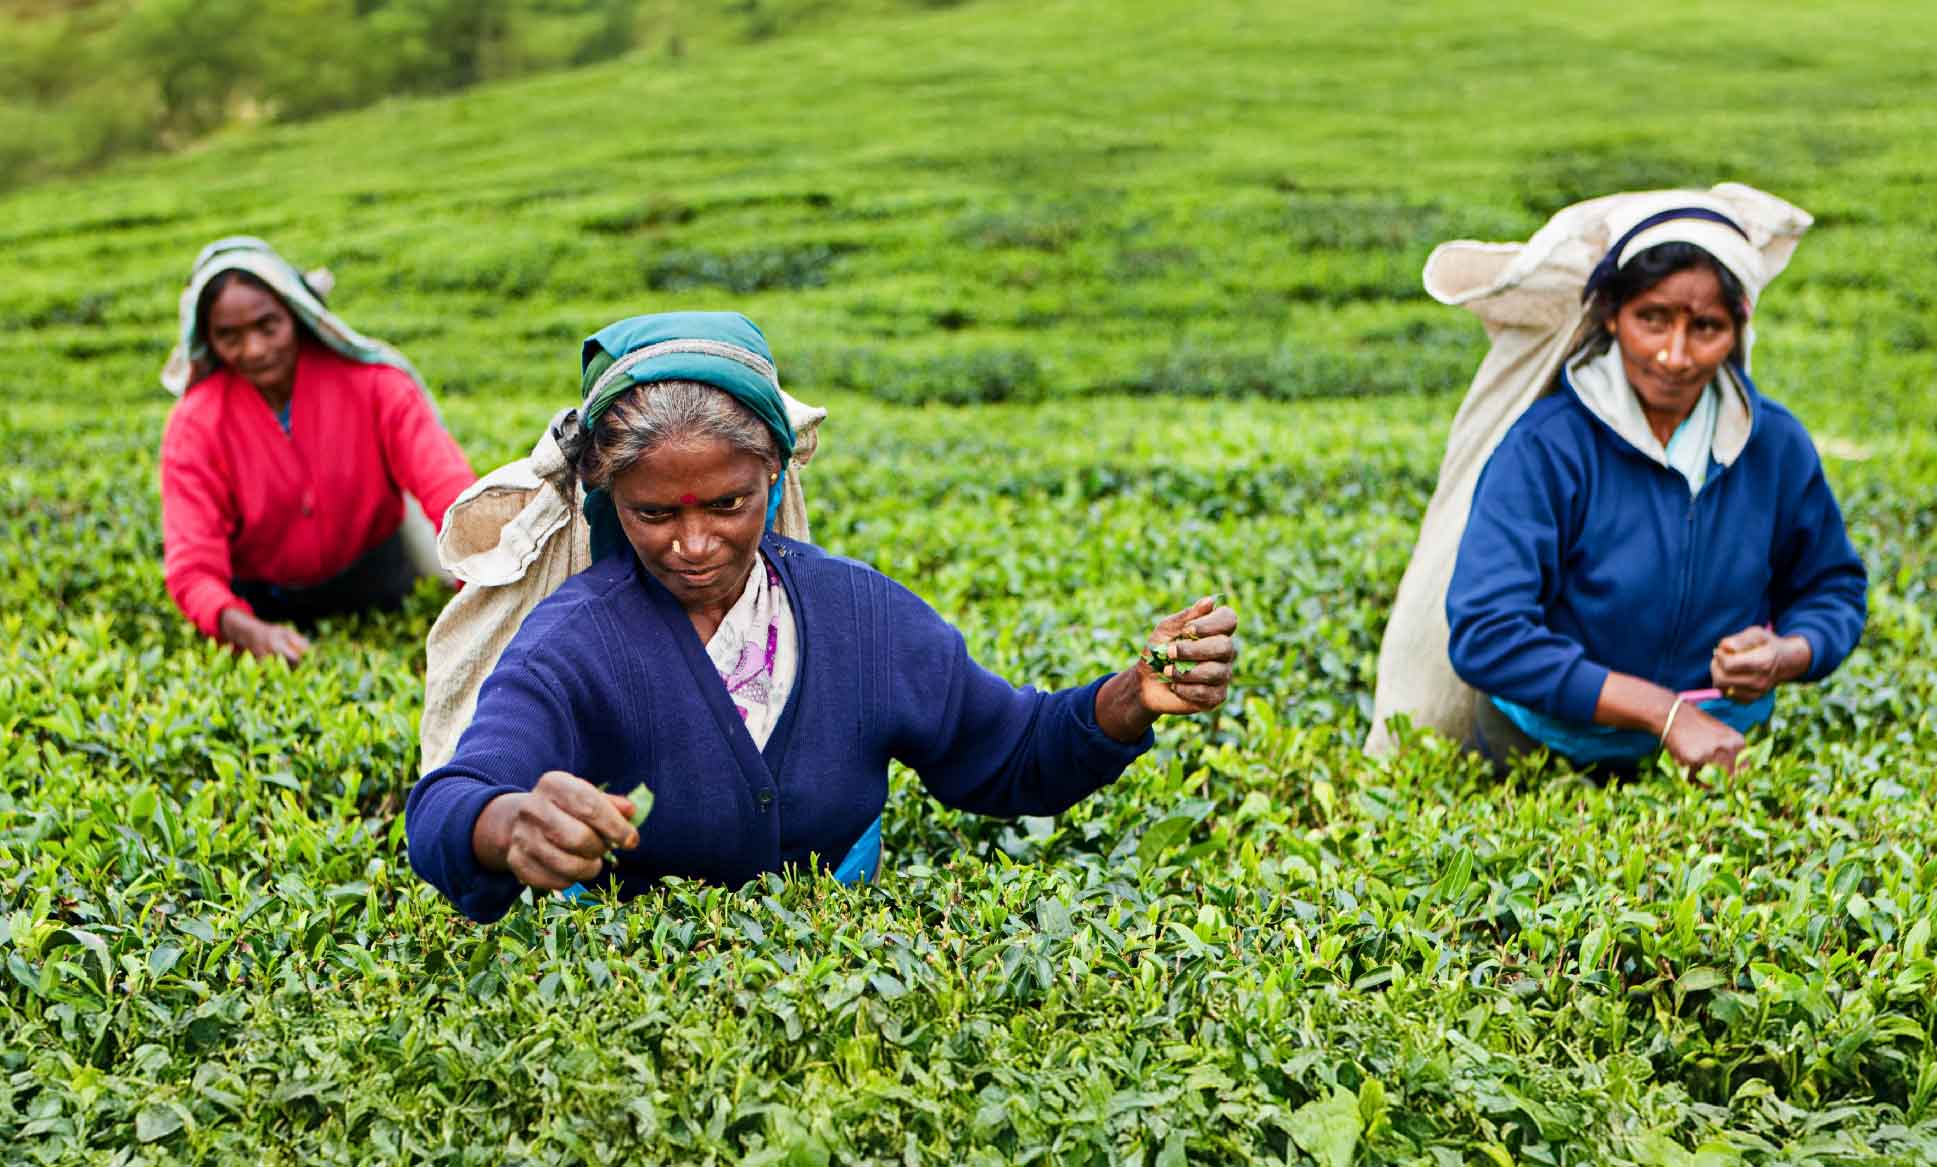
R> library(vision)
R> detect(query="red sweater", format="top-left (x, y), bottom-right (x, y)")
top-left (160, 345), bottom-right (476, 638)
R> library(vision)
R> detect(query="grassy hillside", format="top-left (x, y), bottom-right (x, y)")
top-left (0, 0), bottom-right (939, 190)
top-left (3, 0), bottom-right (1935, 1161)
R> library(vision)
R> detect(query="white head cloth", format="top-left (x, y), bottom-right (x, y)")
top-left (1419, 183), bottom-right (1810, 353)
top-left (1596, 192), bottom-right (1769, 308)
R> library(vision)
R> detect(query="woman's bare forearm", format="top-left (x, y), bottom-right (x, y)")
top-left (1771, 634), bottom-right (1813, 683)
top-left (1594, 672), bottom-right (1680, 737)
top-left (1095, 667), bottom-right (1159, 744)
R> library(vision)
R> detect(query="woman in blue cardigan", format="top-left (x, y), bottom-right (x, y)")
top-left (407, 312), bottom-right (1238, 922)
top-left (1446, 208), bottom-right (1866, 777)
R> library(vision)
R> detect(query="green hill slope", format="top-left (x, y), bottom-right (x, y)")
top-left (5, 0), bottom-right (1934, 416)
top-left (3, 0), bottom-right (1935, 1161)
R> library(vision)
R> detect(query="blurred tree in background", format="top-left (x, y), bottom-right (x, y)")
top-left (0, 0), bottom-right (907, 191)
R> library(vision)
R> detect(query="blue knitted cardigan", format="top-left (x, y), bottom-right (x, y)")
top-left (406, 535), bottom-right (1152, 922)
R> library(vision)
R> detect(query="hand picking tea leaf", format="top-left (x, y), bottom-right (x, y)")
top-left (624, 782), bottom-right (655, 828)
top-left (1145, 642), bottom-right (1193, 682)
top-left (606, 784), bottom-right (655, 863)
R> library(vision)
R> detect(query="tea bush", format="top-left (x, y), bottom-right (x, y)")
top-left (2, 0), bottom-right (1935, 1162)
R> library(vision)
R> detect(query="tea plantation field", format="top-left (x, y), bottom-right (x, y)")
top-left (4, 0), bottom-right (1936, 1162)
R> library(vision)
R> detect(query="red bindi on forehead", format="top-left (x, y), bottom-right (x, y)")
top-left (678, 493), bottom-right (698, 506)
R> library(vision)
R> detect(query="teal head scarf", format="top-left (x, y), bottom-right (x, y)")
top-left (571, 312), bottom-right (797, 562)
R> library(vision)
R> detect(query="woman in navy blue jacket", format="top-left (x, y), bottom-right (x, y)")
top-left (1446, 213), bottom-right (1866, 776)
top-left (407, 312), bottom-right (1238, 923)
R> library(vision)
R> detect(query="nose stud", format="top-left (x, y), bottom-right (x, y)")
top-left (1655, 350), bottom-right (1670, 364)
top-left (671, 538), bottom-right (683, 556)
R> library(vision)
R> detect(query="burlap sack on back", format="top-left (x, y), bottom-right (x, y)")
top-left (1363, 184), bottom-right (1812, 756)
top-left (419, 394), bottom-right (827, 773)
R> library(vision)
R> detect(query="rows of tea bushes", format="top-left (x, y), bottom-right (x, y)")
top-left (4, 0), bottom-right (1935, 1161)
top-left (8, 390), bottom-right (1935, 1163)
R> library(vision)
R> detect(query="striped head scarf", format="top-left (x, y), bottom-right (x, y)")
top-left (561, 312), bottom-right (797, 562)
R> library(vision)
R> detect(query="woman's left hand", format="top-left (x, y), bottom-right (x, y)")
top-left (1094, 597), bottom-right (1239, 743)
top-left (1710, 625), bottom-right (1812, 702)
top-left (1138, 596), bottom-right (1239, 713)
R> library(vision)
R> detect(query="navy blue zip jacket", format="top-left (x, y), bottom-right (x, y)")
top-left (1446, 361), bottom-right (1866, 725)
top-left (407, 535), bottom-right (1152, 923)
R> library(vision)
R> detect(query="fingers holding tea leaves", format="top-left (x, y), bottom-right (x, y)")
top-left (1713, 624), bottom-right (1776, 657)
top-left (619, 782), bottom-right (654, 829)
top-left (1182, 601), bottom-right (1237, 642)
top-left (1149, 595), bottom-right (1218, 644)
top-left (1161, 657), bottom-right (1231, 687)
top-left (263, 624), bottom-right (311, 665)
top-left (222, 609), bottom-right (311, 664)
top-left (602, 783), bottom-right (655, 861)
top-left (1169, 634), bottom-right (1235, 669)
top-left (1137, 597), bottom-right (1238, 716)
top-left (506, 833), bottom-right (603, 891)
top-left (1144, 596), bottom-right (1238, 684)
top-left (534, 769), bottom-right (638, 852)
top-left (1166, 681), bottom-right (1230, 711)
top-left (1662, 705), bottom-right (1746, 776)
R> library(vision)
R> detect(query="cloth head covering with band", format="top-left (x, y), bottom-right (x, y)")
top-left (1581, 205), bottom-right (1762, 309)
top-left (1365, 183), bottom-right (1813, 756)
top-left (563, 312), bottom-right (796, 563)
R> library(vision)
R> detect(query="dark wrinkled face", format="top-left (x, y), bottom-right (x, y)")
top-left (206, 280), bottom-right (299, 399)
top-left (1608, 265), bottom-right (1740, 419)
top-left (609, 437), bottom-right (772, 613)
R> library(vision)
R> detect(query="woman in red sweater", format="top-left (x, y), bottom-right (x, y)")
top-left (159, 238), bottom-right (477, 663)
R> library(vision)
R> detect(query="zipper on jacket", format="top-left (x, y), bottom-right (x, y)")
top-left (1652, 455), bottom-right (1733, 684)
top-left (1656, 496), bottom-right (1699, 682)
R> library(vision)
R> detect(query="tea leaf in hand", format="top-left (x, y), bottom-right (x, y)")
top-left (624, 782), bottom-right (654, 829)
top-left (607, 785), bottom-right (656, 862)
top-left (1145, 642), bottom-right (1192, 682)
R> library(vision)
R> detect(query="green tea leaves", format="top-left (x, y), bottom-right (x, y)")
top-left (135, 1103), bottom-right (185, 1144)
top-left (1286, 1088), bottom-right (1362, 1167)
top-left (624, 782), bottom-right (655, 829)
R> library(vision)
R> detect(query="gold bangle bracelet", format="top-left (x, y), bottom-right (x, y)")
top-left (1659, 698), bottom-right (1686, 746)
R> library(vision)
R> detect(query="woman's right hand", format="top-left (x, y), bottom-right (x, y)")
top-left (1662, 702), bottom-right (1745, 774)
top-left (219, 607), bottom-right (310, 664)
top-left (472, 770), bottom-right (640, 891)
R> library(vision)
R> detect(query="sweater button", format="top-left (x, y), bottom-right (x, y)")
top-left (758, 789), bottom-right (774, 810)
